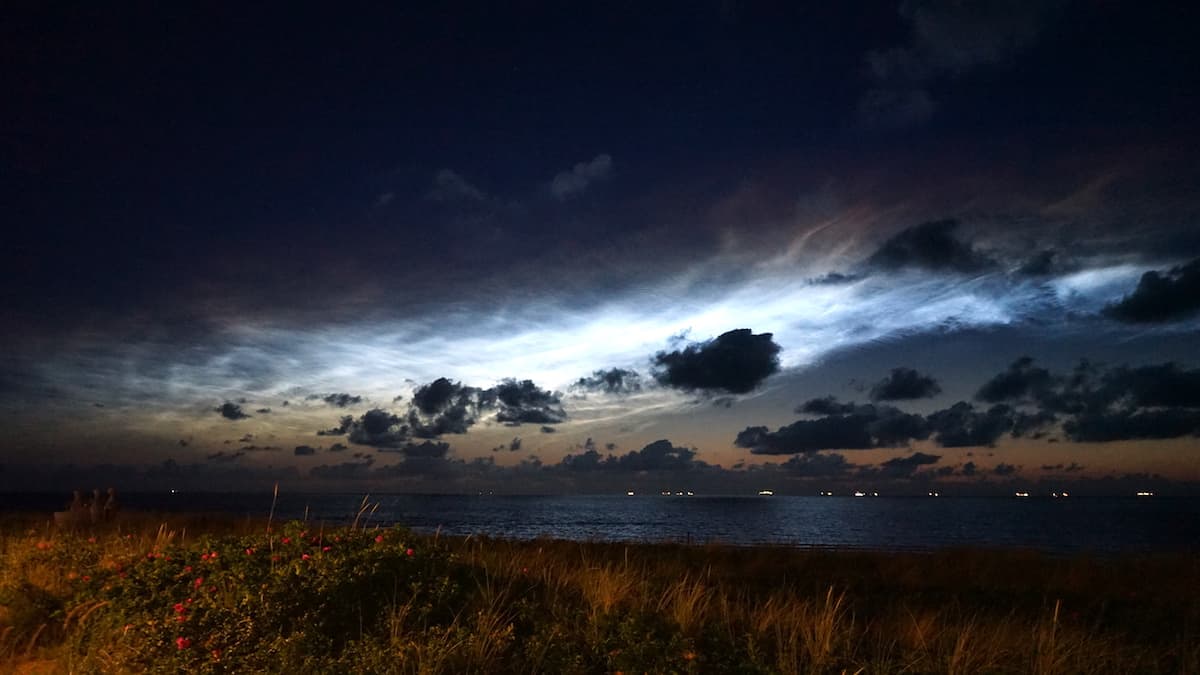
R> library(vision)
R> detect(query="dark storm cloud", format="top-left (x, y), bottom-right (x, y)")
top-left (1062, 409), bottom-right (1200, 443)
top-left (328, 442), bottom-right (348, 452)
top-left (861, 0), bottom-right (1061, 126)
top-left (206, 451), bottom-right (244, 463)
top-left (238, 445), bottom-right (281, 452)
top-left (779, 452), bottom-right (853, 478)
top-left (1104, 258), bottom-right (1200, 323)
top-left (540, 426), bottom-right (556, 434)
top-left (796, 396), bottom-right (858, 415)
top-left (549, 153), bottom-right (612, 201)
top-left (573, 368), bottom-right (643, 395)
top-left (408, 378), bottom-right (482, 437)
top-left (976, 356), bottom-right (1053, 404)
top-left (926, 402), bottom-right (1014, 447)
top-left (869, 367), bottom-right (942, 401)
top-left (215, 401), bottom-right (250, 420)
top-left (865, 220), bottom-right (994, 274)
top-left (490, 379), bottom-right (566, 426)
top-left (736, 403), bottom-right (928, 455)
top-left (312, 393), bottom-right (364, 408)
top-left (877, 451), bottom-right (941, 477)
top-left (255, 408), bottom-right (271, 414)
top-left (560, 439), bottom-right (704, 472)
top-left (346, 408), bottom-right (410, 448)
top-left (961, 461), bottom-right (977, 477)
top-left (652, 329), bottom-right (781, 395)
top-left (981, 359), bottom-right (1200, 441)
top-left (379, 440), bottom-right (450, 459)
top-left (317, 415), bottom-right (354, 436)
top-left (293, 445), bottom-right (317, 456)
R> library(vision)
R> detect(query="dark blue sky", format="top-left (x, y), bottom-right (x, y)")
top-left (2, 2), bottom-right (1199, 493)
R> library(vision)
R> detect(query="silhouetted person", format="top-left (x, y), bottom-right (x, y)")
top-left (89, 488), bottom-right (102, 523)
top-left (68, 490), bottom-right (84, 512)
top-left (103, 487), bottom-right (118, 520)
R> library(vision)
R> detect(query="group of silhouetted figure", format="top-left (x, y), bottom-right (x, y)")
top-left (64, 487), bottom-right (119, 523)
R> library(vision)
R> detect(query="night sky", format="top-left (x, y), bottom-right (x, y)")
top-left (3, 2), bottom-right (1199, 494)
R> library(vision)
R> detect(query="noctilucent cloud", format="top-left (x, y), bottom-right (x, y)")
top-left (2, 3), bottom-right (1199, 493)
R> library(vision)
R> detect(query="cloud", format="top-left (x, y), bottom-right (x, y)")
top-left (549, 153), bottom-right (612, 200)
top-left (653, 328), bottom-right (781, 395)
top-left (779, 452), bottom-right (854, 477)
top-left (312, 393), bottom-right (363, 408)
top-left (206, 451), bottom-right (244, 463)
top-left (573, 367), bottom-right (643, 395)
top-left (561, 439), bottom-right (704, 472)
top-left (796, 396), bottom-right (858, 415)
top-left (328, 442), bottom-right (348, 452)
top-left (381, 440), bottom-right (450, 459)
top-left (215, 401), bottom-right (250, 420)
top-left (489, 379), bottom-right (566, 426)
top-left (408, 378), bottom-right (484, 437)
top-left (255, 407), bottom-right (272, 414)
top-left (539, 426), bottom-right (556, 434)
top-left (861, 0), bottom-right (1061, 126)
top-left (427, 169), bottom-right (485, 202)
top-left (870, 367), bottom-right (942, 401)
top-left (736, 403), bottom-right (928, 454)
top-left (992, 462), bottom-right (1018, 476)
top-left (926, 402), bottom-right (1014, 447)
top-left (293, 445), bottom-right (317, 456)
top-left (877, 451), bottom-right (941, 477)
top-left (316, 415), bottom-right (354, 436)
top-left (1103, 258), bottom-right (1200, 323)
top-left (1016, 250), bottom-right (1075, 277)
top-left (309, 460), bottom-right (374, 481)
top-left (346, 408), bottom-right (410, 448)
top-left (866, 220), bottom-right (994, 274)
top-left (976, 356), bottom-right (1053, 404)
top-left (1063, 408), bottom-right (1200, 443)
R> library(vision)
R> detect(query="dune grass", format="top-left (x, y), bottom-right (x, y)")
top-left (0, 511), bottom-right (1196, 673)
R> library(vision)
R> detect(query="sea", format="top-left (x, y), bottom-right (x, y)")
top-left (4, 492), bottom-right (1198, 556)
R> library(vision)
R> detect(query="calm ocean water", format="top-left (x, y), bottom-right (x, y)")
top-left (4, 493), bottom-right (1198, 555)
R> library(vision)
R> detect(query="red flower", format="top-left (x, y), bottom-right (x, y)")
top-left (322, 546), bottom-right (331, 552)
top-left (302, 553), bottom-right (310, 560)
top-left (375, 535), bottom-right (384, 543)
top-left (87, 537), bottom-right (97, 544)
top-left (245, 548), bottom-right (254, 555)
top-left (211, 649), bottom-right (221, 660)
top-left (406, 548), bottom-right (414, 556)
top-left (175, 637), bottom-right (191, 650)
top-left (281, 537), bottom-right (291, 544)
top-left (194, 577), bottom-right (204, 587)
top-left (82, 575), bottom-right (91, 581)
top-left (184, 565), bottom-right (193, 572)
top-left (175, 615), bottom-right (186, 623)
top-left (173, 603), bottom-right (186, 614)
top-left (200, 553), bottom-right (208, 561)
